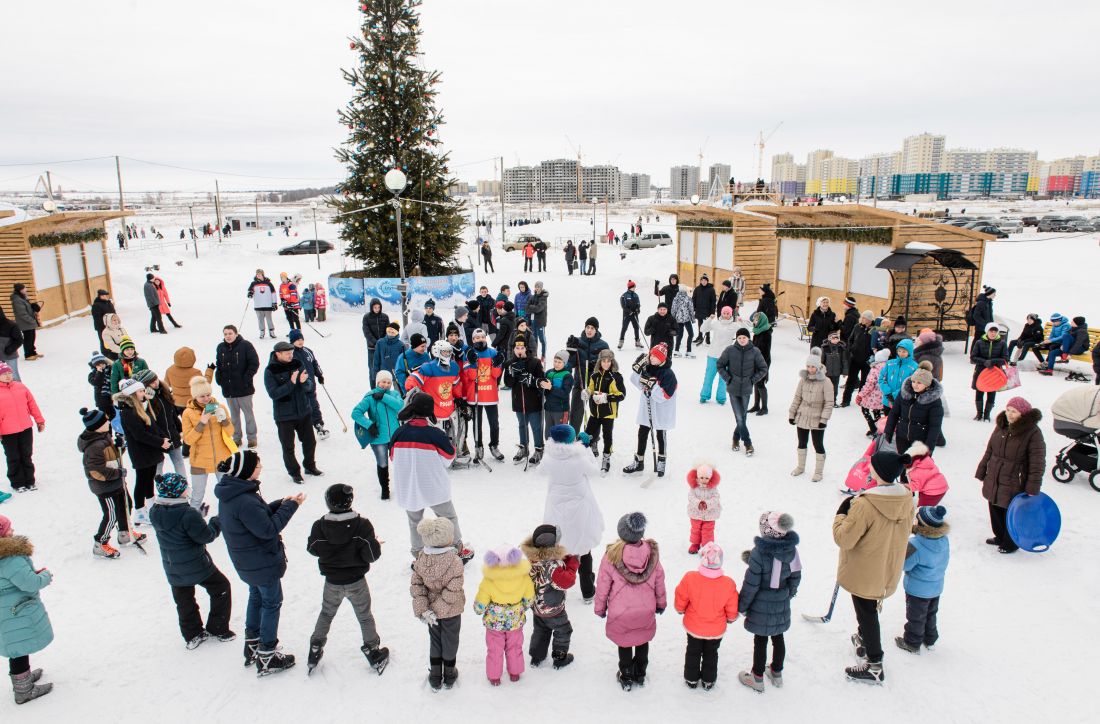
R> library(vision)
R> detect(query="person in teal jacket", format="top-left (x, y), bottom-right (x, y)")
top-left (351, 370), bottom-right (404, 500)
top-left (878, 338), bottom-right (917, 410)
top-left (0, 515), bottom-right (54, 704)
top-left (300, 285), bottom-right (316, 323)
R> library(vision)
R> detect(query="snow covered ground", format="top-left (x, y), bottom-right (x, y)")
top-left (3, 207), bottom-right (1099, 721)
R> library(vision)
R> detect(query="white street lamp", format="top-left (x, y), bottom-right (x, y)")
top-left (384, 168), bottom-right (410, 326)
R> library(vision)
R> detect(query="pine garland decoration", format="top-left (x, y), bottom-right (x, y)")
top-left (776, 225), bottom-right (893, 245)
top-left (329, 0), bottom-right (465, 276)
top-left (28, 227), bottom-right (107, 248)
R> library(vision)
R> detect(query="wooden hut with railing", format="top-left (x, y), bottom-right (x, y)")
top-left (659, 204), bottom-right (991, 337)
top-left (0, 210), bottom-right (126, 326)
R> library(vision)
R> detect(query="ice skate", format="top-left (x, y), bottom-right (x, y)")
top-left (622, 455), bottom-right (644, 474)
top-left (845, 661), bottom-right (884, 684)
top-left (363, 644), bottom-right (390, 674)
top-left (256, 648), bottom-right (296, 677)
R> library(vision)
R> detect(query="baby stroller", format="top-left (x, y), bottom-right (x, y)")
top-left (1050, 387), bottom-right (1100, 492)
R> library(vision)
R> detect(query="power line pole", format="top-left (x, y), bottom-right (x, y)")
top-left (215, 179), bottom-right (223, 243)
top-left (115, 155), bottom-right (125, 211)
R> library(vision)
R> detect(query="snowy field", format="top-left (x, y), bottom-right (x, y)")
top-left (3, 205), bottom-right (1099, 722)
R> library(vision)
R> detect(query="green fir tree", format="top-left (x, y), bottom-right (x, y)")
top-left (331, 0), bottom-right (464, 277)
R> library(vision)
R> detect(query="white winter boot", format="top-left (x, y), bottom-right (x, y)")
top-left (791, 448), bottom-right (807, 477)
top-left (811, 453), bottom-right (826, 482)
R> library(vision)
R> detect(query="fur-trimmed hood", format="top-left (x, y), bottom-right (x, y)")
top-left (519, 537), bottom-right (566, 562)
top-left (912, 521), bottom-right (951, 539)
top-left (612, 540), bottom-right (661, 583)
top-left (686, 468), bottom-right (721, 489)
top-left (995, 408), bottom-right (1043, 433)
top-left (799, 366), bottom-right (826, 381)
top-left (899, 377), bottom-right (944, 404)
top-left (0, 535), bottom-right (33, 559)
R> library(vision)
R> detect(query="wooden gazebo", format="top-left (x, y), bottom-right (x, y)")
top-left (0, 210), bottom-right (127, 326)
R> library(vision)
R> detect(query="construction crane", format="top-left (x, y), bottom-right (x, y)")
top-left (565, 135), bottom-right (583, 202)
top-left (756, 122), bottom-right (783, 184)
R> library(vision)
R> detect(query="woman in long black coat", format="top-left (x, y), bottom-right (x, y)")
top-left (883, 362), bottom-right (945, 454)
top-left (807, 297), bottom-right (837, 348)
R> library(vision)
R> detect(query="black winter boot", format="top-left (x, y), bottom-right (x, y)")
top-left (552, 650), bottom-right (575, 669)
top-left (428, 657), bottom-right (444, 691)
top-left (982, 396), bottom-right (995, 421)
top-left (377, 465), bottom-right (390, 500)
top-left (755, 384), bottom-right (769, 415)
top-left (442, 659), bottom-right (459, 688)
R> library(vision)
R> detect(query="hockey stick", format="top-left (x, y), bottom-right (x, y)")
top-left (640, 384), bottom-right (660, 488)
top-left (467, 358), bottom-right (493, 473)
top-left (306, 320), bottom-right (329, 339)
top-left (318, 382), bottom-right (348, 433)
top-left (121, 485), bottom-right (147, 556)
top-left (237, 299), bottom-right (250, 331)
top-left (802, 582), bottom-right (840, 623)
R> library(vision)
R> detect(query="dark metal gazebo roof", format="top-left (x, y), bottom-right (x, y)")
top-left (876, 246), bottom-right (978, 272)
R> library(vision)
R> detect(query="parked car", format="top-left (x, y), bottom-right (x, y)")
top-left (627, 232), bottom-right (673, 250)
top-left (997, 219), bottom-right (1023, 234)
top-left (502, 234), bottom-right (542, 252)
top-left (1021, 216), bottom-right (1039, 227)
top-left (1037, 217), bottom-right (1068, 232)
top-left (278, 239), bottom-right (334, 255)
top-left (1064, 219), bottom-right (1097, 232)
top-left (968, 224), bottom-right (1008, 239)
top-left (944, 218), bottom-right (973, 227)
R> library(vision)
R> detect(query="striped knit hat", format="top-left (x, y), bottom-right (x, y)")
top-left (217, 450), bottom-right (260, 479)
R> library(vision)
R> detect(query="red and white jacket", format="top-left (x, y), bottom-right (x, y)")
top-left (389, 418), bottom-right (455, 511)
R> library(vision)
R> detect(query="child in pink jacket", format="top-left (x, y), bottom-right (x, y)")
top-left (686, 462), bottom-right (721, 554)
top-left (594, 512), bottom-right (666, 692)
top-left (903, 441), bottom-right (948, 506)
top-left (856, 349), bottom-right (889, 437)
top-left (0, 362), bottom-right (45, 492)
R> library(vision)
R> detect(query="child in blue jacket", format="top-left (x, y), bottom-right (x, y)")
top-left (878, 338), bottom-right (917, 411)
top-left (896, 505), bottom-right (950, 654)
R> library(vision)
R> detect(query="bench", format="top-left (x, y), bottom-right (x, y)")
top-left (1042, 322), bottom-right (1099, 382)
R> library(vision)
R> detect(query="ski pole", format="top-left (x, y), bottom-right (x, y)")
top-left (318, 382), bottom-right (348, 433)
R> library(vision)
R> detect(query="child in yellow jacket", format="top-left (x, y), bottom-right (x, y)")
top-left (474, 545), bottom-right (534, 686)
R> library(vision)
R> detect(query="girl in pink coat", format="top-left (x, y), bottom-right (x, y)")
top-left (856, 349), bottom-right (890, 437)
top-left (154, 277), bottom-right (182, 329)
top-left (0, 362), bottom-right (45, 492)
top-left (593, 512), bottom-right (666, 692)
top-left (686, 462), bottom-right (721, 554)
top-left (314, 284), bottom-right (328, 322)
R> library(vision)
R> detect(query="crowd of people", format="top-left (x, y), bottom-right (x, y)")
top-left (0, 252), bottom-right (1089, 706)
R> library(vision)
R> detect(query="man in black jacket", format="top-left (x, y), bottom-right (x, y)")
top-left (91, 289), bottom-right (115, 352)
top-left (716, 280), bottom-right (737, 320)
top-left (969, 287), bottom-right (994, 343)
top-left (264, 342), bottom-right (321, 483)
top-left (842, 311), bottom-right (874, 407)
top-left (691, 275), bottom-right (717, 345)
top-left (362, 298), bottom-right (390, 385)
top-left (840, 294), bottom-right (860, 342)
top-left (423, 300), bottom-right (444, 345)
top-left (503, 338), bottom-right (545, 466)
top-left (716, 329), bottom-right (768, 455)
top-left (644, 302), bottom-right (676, 350)
top-left (215, 325), bottom-right (260, 448)
top-left (305, 483), bottom-right (388, 675)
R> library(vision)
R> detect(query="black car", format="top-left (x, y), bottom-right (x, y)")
top-left (278, 239), bottom-right (334, 255)
top-left (968, 224), bottom-right (1008, 239)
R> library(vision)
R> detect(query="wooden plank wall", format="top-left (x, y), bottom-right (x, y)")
top-left (731, 221), bottom-right (777, 303)
top-left (0, 228), bottom-right (33, 319)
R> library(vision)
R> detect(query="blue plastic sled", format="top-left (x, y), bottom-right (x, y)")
top-left (1006, 492), bottom-right (1061, 553)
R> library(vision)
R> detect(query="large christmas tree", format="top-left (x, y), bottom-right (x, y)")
top-left (332, 0), bottom-right (464, 277)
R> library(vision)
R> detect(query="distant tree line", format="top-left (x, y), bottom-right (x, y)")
top-left (255, 186), bottom-right (338, 203)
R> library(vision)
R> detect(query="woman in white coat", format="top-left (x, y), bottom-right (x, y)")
top-left (623, 343), bottom-right (678, 478)
top-left (541, 424), bottom-right (605, 602)
top-left (698, 305), bottom-right (739, 405)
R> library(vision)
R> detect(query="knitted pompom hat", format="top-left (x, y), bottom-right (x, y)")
top-left (759, 511), bottom-right (795, 539)
top-left (617, 512), bottom-right (647, 543)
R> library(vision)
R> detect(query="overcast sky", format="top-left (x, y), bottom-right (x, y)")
top-left (2, 0), bottom-right (1097, 192)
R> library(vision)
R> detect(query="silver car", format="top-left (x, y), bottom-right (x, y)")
top-left (627, 232), bottom-right (673, 250)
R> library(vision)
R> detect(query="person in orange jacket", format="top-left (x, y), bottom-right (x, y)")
top-left (673, 542), bottom-right (739, 691)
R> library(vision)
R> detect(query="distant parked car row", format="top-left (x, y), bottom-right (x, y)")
top-left (937, 212), bottom-right (1100, 237)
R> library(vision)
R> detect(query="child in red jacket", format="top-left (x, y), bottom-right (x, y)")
top-left (674, 542), bottom-right (739, 690)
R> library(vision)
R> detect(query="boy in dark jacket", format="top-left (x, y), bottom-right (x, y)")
top-left (149, 472), bottom-right (234, 650)
top-left (305, 483), bottom-right (388, 675)
top-left (1007, 313), bottom-right (1044, 365)
top-left (541, 351), bottom-right (574, 430)
top-left (494, 301), bottom-right (516, 353)
top-left (521, 524), bottom-right (578, 669)
top-left (503, 338), bottom-right (545, 466)
top-left (820, 329), bottom-right (849, 407)
top-left (423, 300), bottom-right (444, 344)
top-left (78, 407), bottom-right (141, 559)
top-left (290, 329), bottom-right (328, 438)
top-left (215, 450), bottom-right (304, 676)
top-left (618, 280), bottom-right (643, 351)
top-left (644, 302), bottom-right (676, 350)
top-left (87, 352), bottom-right (115, 420)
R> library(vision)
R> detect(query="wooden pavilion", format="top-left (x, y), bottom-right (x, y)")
top-left (659, 204), bottom-right (992, 337)
top-left (0, 210), bottom-right (127, 326)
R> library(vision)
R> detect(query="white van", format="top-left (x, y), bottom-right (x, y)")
top-left (628, 232), bottom-right (673, 250)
